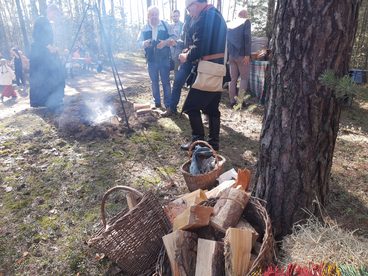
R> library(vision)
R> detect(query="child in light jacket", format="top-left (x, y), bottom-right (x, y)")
top-left (0, 58), bottom-right (17, 102)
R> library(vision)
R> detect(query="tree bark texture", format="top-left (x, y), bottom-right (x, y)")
top-left (255, 0), bottom-right (361, 239)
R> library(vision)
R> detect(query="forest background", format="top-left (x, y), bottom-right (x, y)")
top-left (0, 0), bottom-right (367, 70)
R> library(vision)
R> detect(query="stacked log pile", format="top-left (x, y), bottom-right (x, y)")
top-left (162, 168), bottom-right (264, 276)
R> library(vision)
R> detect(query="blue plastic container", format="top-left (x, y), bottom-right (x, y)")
top-left (349, 69), bottom-right (367, 84)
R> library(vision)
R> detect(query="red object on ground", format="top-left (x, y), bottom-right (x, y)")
top-left (2, 85), bottom-right (17, 98)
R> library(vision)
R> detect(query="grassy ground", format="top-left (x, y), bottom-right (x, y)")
top-left (0, 54), bottom-right (367, 275)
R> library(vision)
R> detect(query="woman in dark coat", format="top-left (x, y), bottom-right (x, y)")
top-left (29, 16), bottom-right (65, 111)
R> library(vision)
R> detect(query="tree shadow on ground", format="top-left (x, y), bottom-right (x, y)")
top-left (327, 135), bottom-right (368, 238)
top-left (326, 184), bottom-right (368, 238)
top-left (167, 114), bottom-right (260, 173)
top-left (339, 96), bottom-right (368, 134)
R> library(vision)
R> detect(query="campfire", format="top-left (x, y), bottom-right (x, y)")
top-left (56, 95), bottom-right (134, 139)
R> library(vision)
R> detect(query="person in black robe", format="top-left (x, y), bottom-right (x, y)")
top-left (29, 16), bottom-right (65, 112)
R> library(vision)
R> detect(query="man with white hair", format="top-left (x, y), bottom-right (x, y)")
top-left (179, 0), bottom-right (227, 151)
top-left (138, 6), bottom-right (176, 109)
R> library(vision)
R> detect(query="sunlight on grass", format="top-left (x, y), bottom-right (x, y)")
top-left (158, 118), bottom-right (183, 133)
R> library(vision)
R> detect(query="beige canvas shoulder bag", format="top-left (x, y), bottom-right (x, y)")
top-left (192, 41), bottom-right (228, 92)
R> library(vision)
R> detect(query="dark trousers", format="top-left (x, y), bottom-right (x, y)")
top-left (15, 69), bottom-right (25, 86)
top-left (183, 89), bottom-right (222, 149)
top-left (170, 61), bottom-right (192, 112)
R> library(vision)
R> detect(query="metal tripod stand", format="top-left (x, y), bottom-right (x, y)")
top-left (68, 1), bottom-right (131, 131)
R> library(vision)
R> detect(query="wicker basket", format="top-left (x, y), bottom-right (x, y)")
top-left (200, 196), bottom-right (274, 275)
top-left (181, 140), bottom-right (226, 192)
top-left (243, 197), bottom-right (274, 274)
top-left (155, 196), bottom-right (274, 276)
top-left (88, 186), bottom-right (170, 275)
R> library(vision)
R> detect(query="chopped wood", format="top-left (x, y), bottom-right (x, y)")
top-left (195, 239), bottom-right (224, 276)
top-left (133, 103), bottom-right (151, 111)
top-left (205, 179), bottom-right (236, 199)
top-left (135, 108), bottom-right (153, 116)
top-left (236, 168), bottom-right (251, 191)
top-left (235, 219), bottom-right (259, 246)
top-left (173, 205), bottom-right (213, 231)
top-left (210, 188), bottom-right (250, 232)
top-left (224, 228), bottom-right (253, 276)
top-left (164, 189), bottom-right (208, 224)
top-left (193, 225), bottom-right (218, 241)
top-left (163, 230), bottom-right (198, 276)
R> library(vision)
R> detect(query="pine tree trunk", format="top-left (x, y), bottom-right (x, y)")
top-left (0, 11), bottom-right (10, 55)
top-left (255, 0), bottom-right (361, 239)
top-left (15, 0), bottom-right (30, 52)
top-left (217, 0), bottom-right (222, 13)
top-left (38, 0), bottom-right (47, 16)
top-left (30, 0), bottom-right (39, 20)
top-left (232, 0), bottom-right (237, 20)
top-left (265, 0), bottom-right (275, 43)
top-left (110, 0), bottom-right (115, 18)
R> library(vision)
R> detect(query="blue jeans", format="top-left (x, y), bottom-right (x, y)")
top-left (147, 61), bottom-right (171, 108)
top-left (170, 61), bottom-right (193, 112)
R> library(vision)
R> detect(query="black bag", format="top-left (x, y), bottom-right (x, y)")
top-left (223, 63), bottom-right (231, 84)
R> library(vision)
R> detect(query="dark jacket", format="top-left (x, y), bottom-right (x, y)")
top-left (30, 16), bottom-right (65, 109)
top-left (138, 21), bottom-right (174, 63)
top-left (187, 5), bottom-right (227, 65)
top-left (29, 42), bottom-right (65, 108)
top-left (227, 19), bottom-right (251, 58)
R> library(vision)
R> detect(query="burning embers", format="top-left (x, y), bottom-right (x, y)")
top-left (57, 96), bottom-right (134, 139)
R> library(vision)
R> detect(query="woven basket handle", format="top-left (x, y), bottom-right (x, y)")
top-left (100, 186), bottom-right (144, 230)
top-left (188, 140), bottom-right (219, 167)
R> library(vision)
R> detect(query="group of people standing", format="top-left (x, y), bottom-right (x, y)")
top-left (139, 0), bottom-right (251, 151)
top-left (0, 16), bottom-right (65, 111)
top-left (0, 48), bottom-right (29, 102)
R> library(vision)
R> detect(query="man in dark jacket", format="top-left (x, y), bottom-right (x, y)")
top-left (227, 9), bottom-right (251, 107)
top-left (179, 0), bottom-right (227, 151)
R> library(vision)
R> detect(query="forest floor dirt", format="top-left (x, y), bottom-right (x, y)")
top-left (0, 52), bottom-right (367, 275)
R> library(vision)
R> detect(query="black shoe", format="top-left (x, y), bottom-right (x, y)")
top-left (180, 142), bottom-right (192, 151)
top-left (162, 108), bottom-right (176, 117)
top-left (154, 103), bottom-right (162, 108)
top-left (208, 141), bottom-right (219, 151)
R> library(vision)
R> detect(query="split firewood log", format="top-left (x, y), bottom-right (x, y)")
top-left (235, 168), bottom-right (251, 191)
top-left (164, 189), bottom-right (208, 224)
top-left (133, 103), bottom-right (151, 111)
top-left (195, 238), bottom-right (224, 276)
top-left (235, 219), bottom-right (259, 246)
top-left (210, 187), bottom-right (250, 232)
top-left (173, 205), bottom-right (213, 231)
top-left (205, 179), bottom-right (236, 199)
top-left (162, 230), bottom-right (198, 276)
top-left (224, 228), bottom-right (253, 276)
